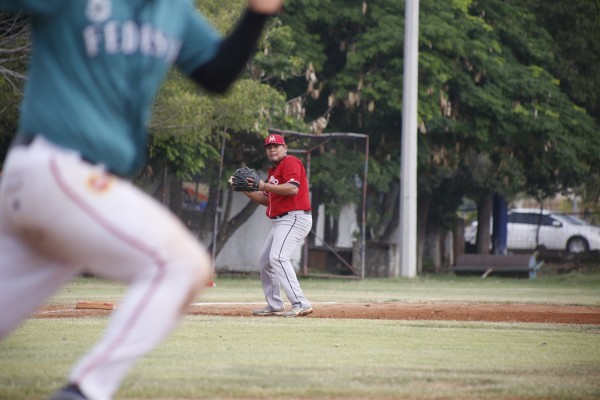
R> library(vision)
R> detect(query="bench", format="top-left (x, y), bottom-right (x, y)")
top-left (452, 253), bottom-right (544, 279)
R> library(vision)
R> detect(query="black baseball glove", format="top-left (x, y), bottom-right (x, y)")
top-left (228, 167), bottom-right (261, 192)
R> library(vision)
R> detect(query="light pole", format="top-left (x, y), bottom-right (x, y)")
top-left (399, 0), bottom-right (419, 277)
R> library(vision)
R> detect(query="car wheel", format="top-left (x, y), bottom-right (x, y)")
top-left (566, 237), bottom-right (589, 254)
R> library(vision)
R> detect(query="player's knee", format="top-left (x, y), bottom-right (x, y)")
top-left (188, 246), bottom-right (212, 294)
top-left (170, 243), bottom-right (211, 305)
top-left (177, 247), bottom-right (211, 314)
top-left (269, 253), bottom-right (289, 267)
top-left (258, 257), bottom-right (270, 271)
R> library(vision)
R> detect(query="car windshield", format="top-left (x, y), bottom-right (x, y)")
top-left (556, 213), bottom-right (588, 226)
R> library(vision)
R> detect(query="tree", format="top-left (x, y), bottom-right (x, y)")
top-left (274, 1), bottom-right (402, 247)
top-left (0, 11), bottom-right (28, 91)
top-left (525, 0), bottom-right (600, 125)
top-left (0, 11), bottom-right (29, 160)
top-left (278, 0), bottom-right (600, 270)
top-left (424, 0), bottom-right (600, 254)
top-left (144, 1), bottom-right (312, 256)
top-left (524, 0), bottom-right (600, 209)
top-left (467, 0), bottom-right (600, 218)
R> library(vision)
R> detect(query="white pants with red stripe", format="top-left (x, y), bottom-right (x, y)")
top-left (258, 212), bottom-right (312, 310)
top-left (0, 137), bottom-right (211, 400)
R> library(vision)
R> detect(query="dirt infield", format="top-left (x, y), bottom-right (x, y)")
top-left (36, 302), bottom-right (600, 324)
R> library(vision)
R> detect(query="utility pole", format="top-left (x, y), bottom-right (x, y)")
top-left (399, 0), bottom-right (419, 277)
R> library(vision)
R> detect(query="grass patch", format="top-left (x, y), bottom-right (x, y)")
top-left (1, 317), bottom-right (599, 399)
top-left (2, 274), bottom-right (599, 399)
top-left (47, 272), bottom-right (600, 307)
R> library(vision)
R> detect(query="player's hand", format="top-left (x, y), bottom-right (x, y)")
top-left (248, 177), bottom-right (264, 191)
top-left (229, 167), bottom-right (261, 192)
top-left (248, 0), bottom-right (284, 15)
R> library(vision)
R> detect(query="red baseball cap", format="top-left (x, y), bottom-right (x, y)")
top-left (264, 134), bottom-right (286, 147)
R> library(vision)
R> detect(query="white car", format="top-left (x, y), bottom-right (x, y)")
top-left (465, 208), bottom-right (600, 254)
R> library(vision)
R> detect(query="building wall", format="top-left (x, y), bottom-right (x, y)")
top-left (215, 196), bottom-right (358, 273)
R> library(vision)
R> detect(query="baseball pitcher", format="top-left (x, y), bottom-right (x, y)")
top-left (230, 134), bottom-right (313, 317)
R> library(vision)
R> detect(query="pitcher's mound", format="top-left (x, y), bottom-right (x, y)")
top-left (36, 302), bottom-right (600, 325)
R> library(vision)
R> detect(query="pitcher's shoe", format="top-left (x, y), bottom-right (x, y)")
top-left (48, 384), bottom-right (87, 400)
top-left (282, 305), bottom-right (313, 318)
top-left (252, 305), bottom-right (285, 316)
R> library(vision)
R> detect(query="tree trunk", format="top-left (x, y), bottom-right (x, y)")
top-left (425, 223), bottom-right (441, 273)
top-left (381, 182), bottom-right (400, 242)
top-left (416, 193), bottom-right (431, 275)
top-left (308, 186), bottom-right (324, 247)
top-left (168, 175), bottom-right (183, 216)
top-left (476, 192), bottom-right (493, 254)
top-left (324, 215), bottom-right (340, 247)
top-left (453, 218), bottom-right (465, 262)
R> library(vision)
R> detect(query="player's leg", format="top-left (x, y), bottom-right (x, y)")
top-left (51, 167), bottom-right (210, 400)
top-left (269, 214), bottom-right (312, 310)
top-left (256, 226), bottom-right (285, 312)
top-left (0, 229), bottom-right (80, 339)
top-left (0, 142), bottom-right (84, 338)
top-left (4, 137), bottom-right (211, 400)
top-left (67, 201), bottom-right (210, 400)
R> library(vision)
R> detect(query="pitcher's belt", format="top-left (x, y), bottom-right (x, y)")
top-left (271, 210), bottom-right (311, 219)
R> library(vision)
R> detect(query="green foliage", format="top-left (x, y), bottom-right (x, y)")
top-left (195, 0), bottom-right (246, 33)
top-left (251, 24), bottom-right (319, 83)
top-left (473, 0), bottom-right (555, 66)
top-left (149, 72), bottom-right (217, 179)
top-left (276, 0), bottom-right (600, 241)
top-left (523, 0), bottom-right (600, 121)
top-left (147, 1), bottom-right (314, 181)
top-left (310, 143), bottom-right (368, 217)
top-left (3, 0), bottom-right (600, 245)
top-left (367, 157), bottom-right (400, 194)
top-left (523, 0), bottom-right (600, 203)
top-left (466, 0), bottom-right (600, 200)
top-left (0, 81), bottom-right (21, 146)
top-left (146, 1), bottom-right (315, 182)
top-left (414, 0), bottom-right (600, 207)
top-left (149, 71), bottom-right (288, 180)
top-left (0, 11), bottom-right (29, 146)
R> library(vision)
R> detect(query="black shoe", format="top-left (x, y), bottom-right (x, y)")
top-left (48, 383), bottom-right (87, 400)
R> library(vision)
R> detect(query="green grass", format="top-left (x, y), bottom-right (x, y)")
top-left (1, 274), bottom-right (599, 399)
top-left (50, 272), bottom-right (600, 307)
top-left (1, 317), bottom-right (599, 399)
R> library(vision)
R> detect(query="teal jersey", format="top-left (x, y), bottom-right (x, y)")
top-left (1, 0), bottom-right (221, 175)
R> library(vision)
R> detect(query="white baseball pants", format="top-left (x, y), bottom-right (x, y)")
top-left (0, 137), bottom-right (211, 400)
top-left (258, 211), bottom-right (312, 310)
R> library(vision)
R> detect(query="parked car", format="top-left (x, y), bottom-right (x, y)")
top-left (464, 208), bottom-right (600, 254)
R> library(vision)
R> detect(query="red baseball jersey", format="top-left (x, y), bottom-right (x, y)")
top-left (265, 155), bottom-right (311, 218)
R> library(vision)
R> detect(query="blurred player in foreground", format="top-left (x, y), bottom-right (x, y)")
top-left (0, 1), bottom-right (284, 399)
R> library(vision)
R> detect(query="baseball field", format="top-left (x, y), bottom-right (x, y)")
top-left (1, 269), bottom-right (600, 399)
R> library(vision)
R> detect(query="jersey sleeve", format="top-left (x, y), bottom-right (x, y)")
top-left (281, 157), bottom-right (303, 188)
top-left (175, 0), bottom-right (222, 75)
